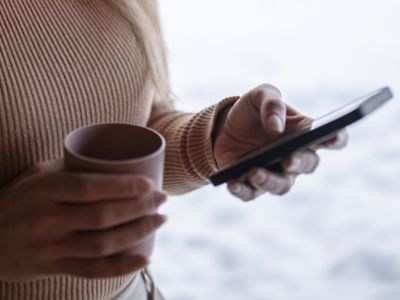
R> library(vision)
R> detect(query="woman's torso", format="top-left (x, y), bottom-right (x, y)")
top-left (0, 0), bottom-right (154, 299)
top-left (0, 0), bottom-right (153, 187)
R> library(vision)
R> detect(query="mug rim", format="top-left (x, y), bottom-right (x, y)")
top-left (64, 123), bottom-right (165, 165)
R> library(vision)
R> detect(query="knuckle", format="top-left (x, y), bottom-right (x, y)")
top-left (278, 177), bottom-right (295, 195)
top-left (248, 169), bottom-right (259, 182)
top-left (229, 182), bottom-right (247, 197)
top-left (306, 152), bottom-right (320, 172)
top-left (260, 172), bottom-right (272, 188)
top-left (251, 169), bottom-right (269, 187)
top-left (312, 154), bottom-right (321, 171)
top-left (227, 181), bottom-right (239, 195)
top-left (277, 185), bottom-right (291, 196)
top-left (238, 185), bottom-right (252, 200)
top-left (72, 176), bottom-right (92, 197)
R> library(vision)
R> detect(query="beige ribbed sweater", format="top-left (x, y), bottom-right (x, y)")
top-left (0, 1), bottom-right (237, 299)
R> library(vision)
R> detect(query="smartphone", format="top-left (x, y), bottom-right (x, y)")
top-left (209, 87), bottom-right (393, 186)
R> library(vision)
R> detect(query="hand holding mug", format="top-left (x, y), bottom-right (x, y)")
top-left (0, 160), bottom-right (166, 279)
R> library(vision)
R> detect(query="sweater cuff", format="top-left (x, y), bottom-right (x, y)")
top-left (186, 96), bottom-right (239, 182)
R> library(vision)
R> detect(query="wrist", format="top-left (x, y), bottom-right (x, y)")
top-left (212, 106), bottom-right (230, 144)
top-left (209, 96), bottom-right (239, 170)
top-left (212, 107), bottom-right (232, 169)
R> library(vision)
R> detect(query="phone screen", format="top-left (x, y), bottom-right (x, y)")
top-left (235, 88), bottom-right (387, 165)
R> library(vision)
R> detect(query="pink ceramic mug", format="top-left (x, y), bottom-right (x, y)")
top-left (64, 123), bottom-right (165, 257)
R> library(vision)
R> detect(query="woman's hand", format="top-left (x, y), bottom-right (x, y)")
top-left (0, 160), bottom-right (167, 279)
top-left (213, 84), bottom-right (348, 201)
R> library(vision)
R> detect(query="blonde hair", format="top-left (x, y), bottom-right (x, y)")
top-left (111, 0), bottom-right (170, 103)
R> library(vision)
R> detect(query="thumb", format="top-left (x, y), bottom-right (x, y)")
top-left (249, 84), bottom-right (287, 135)
top-left (34, 158), bottom-right (65, 173)
top-left (15, 158), bottom-right (65, 182)
top-left (260, 97), bottom-right (287, 135)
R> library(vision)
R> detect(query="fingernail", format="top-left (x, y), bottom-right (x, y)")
top-left (268, 114), bottom-right (284, 133)
top-left (288, 157), bottom-right (302, 172)
top-left (230, 183), bottom-right (242, 193)
top-left (253, 170), bottom-right (267, 184)
top-left (154, 192), bottom-right (167, 206)
top-left (153, 214), bottom-right (168, 227)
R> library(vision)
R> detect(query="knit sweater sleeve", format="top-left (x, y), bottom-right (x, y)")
top-left (147, 96), bottom-right (238, 195)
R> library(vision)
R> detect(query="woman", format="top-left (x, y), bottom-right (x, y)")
top-left (0, 0), bottom-right (347, 299)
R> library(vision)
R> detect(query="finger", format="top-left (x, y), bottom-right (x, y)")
top-left (323, 130), bottom-right (349, 150)
top-left (35, 158), bottom-right (65, 173)
top-left (228, 180), bottom-right (257, 201)
top-left (250, 84), bottom-right (287, 135)
top-left (8, 158), bottom-right (65, 188)
top-left (50, 214), bottom-right (167, 259)
top-left (311, 130), bottom-right (349, 151)
top-left (35, 173), bottom-right (154, 203)
top-left (52, 254), bottom-right (148, 278)
top-left (62, 192), bottom-right (167, 231)
top-left (248, 168), bottom-right (296, 195)
top-left (283, 150), bottom-right (320, 174)
top-left (285, 104), bottom-right (313, 131)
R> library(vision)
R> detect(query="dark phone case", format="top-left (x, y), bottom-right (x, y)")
top-left (209, 87), bottom-right (393, 186)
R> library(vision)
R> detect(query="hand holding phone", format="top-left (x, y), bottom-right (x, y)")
top-left (210, 86), bottom-right (393, 188)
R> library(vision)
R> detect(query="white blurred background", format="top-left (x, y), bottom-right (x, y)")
top-left (152, 1), bottom-right (400, 299)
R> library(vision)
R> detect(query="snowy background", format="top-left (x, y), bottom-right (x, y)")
top-left (151, 1), bottom-right (400, 299)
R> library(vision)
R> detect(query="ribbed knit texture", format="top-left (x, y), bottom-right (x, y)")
top-left (0, 0), bottom-right (237, 299)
